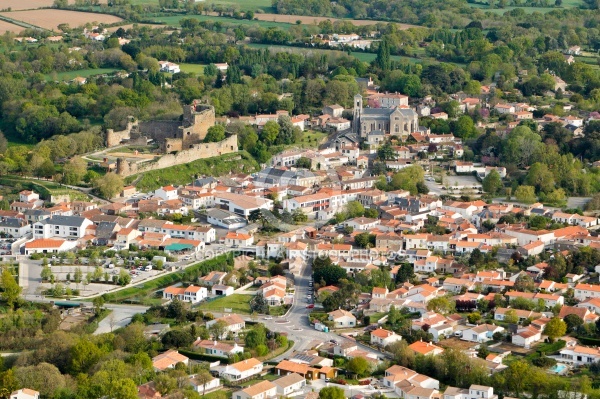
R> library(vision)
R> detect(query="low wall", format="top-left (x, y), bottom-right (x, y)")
top-left (116, 135), bottom-right (238, 177)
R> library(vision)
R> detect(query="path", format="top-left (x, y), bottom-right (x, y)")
top-left (15, 176), bottom-right (111, 204)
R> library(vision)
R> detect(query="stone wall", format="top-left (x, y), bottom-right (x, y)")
top-left (139, 120), bottom-right (181, 144)
top-left (106, 119), bottom-right (138, 147)
top-left (116, 135), bottom-right (239, 177)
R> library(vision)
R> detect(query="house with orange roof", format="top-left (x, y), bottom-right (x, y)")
top-left (560, 344), bottom-right (600, 366)
top-left (576, 297), bottom-right (600, 314)
top-left (232, 380), bottom-right (277, 399)
top-left (206, 314), bottom-right (246, 337)
top-left (370, 328), bottom-right (403, 347)
top-left (23, 238), bottom-right (78, 255)
top-left (328, 309), bottom-right (356, 328)
top-left (220, 358), bottom-right (263, 381)
top-left (154, 185), bottom-right (178, 201)
top-left (152, 350), bottom-right (189, 371)
top-left (408, 340), bottom-right (444, 356)
top-left (225, 232), bottom-right (254, 247)
top-left (162, 285), bottom-right (207, 303)
top-left (574, 283), bottom-right (600, 301)
top-left (10, 389), bottom-right (40, 399)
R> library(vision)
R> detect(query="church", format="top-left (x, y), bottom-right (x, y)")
top-left (352, 94), bottom-right (419, 139)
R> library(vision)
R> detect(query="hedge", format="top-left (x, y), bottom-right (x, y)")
top-left (578, 336), bottom-right (600, 346)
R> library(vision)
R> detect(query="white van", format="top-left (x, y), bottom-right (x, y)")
top-left (144, 265), bottom-right (152, 271)
top-left (107, 263), bottom-right (115, 269)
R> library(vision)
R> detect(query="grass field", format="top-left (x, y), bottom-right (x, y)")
top-left (298, 130), bottom-right (327, 148)
top-left (128, 151), bottom-right (260, 192)
top-left (45, 68), bottom-right (119, 82)
top-left (247, 43), bottom-right (425, 64)
top-left (467, 2), bottom-right (583, 13)
top-left (153, 14), bottom-right (292, 29)
top-left (209, 0), bottom-right (274, 12)
top-left (197, 294), bottom-right (253, 314)
top-left (179, 63), bottom-right (206, 75)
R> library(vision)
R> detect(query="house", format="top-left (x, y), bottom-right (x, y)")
top-left (212, 284), bottom-right (235, 296)
top-left (233, 381), bottom-right (277, 399)
top-left (494, 308), bottom-right (541, 323)
top-left (206, 314), bottom-right (246, 337)
top-left (137, 381), bottom-right (162, 399)
top-left (461, 324), bottom-right (504, 343)
top-left (443, 385), bottom-right (498, 399)
top-left (370, 328), bottom-right (403, 347)
top-left (10, 390), bottom-right (39, 399)
top-left (200, 271), bottom-right (228, 286)
top-left (214, 192), bottom-right (273, 217)
top-left (206, 208), bottom-right (248, 230)
top-left (33, 216), bottom-right (93, 239)
top-left (194, 340), bottom-right (244, 357)
top-left (0, 217), bottom-right (31, 238)
top-left (158, 61), bottom-right (180, 73)
top-left (328, 309), bottom-right (356, 328)
top-left (225, 232), bottom-right (254, 247)
top-left (220, 358), bottom-right (263, 381)
top-left (162, 285), bottom-right (208, 303)
top-left (152, 350), bottom-right (189, 371)
top-left (323, 104), bottom-right (345, 118)
top-left (408, 341), bottom-right (444, 356)
top-left (575, 283), bottom-right (600, 301)
top-left (511, 326), bottom-right (542, 348)
top-left (560, 345), bottom-right (600, 366)
top-left (189, 375), bottom-right (221, 394)
top-left (383, 365), bottom-right (439, 390)
top-left (23, 238), bottom-right (78, 255)
top-left (155, 185), bottom-right (179, 200)
top-left (494, 104), bottom-right (515, 114)
top-left (273, 373), bottom-right (306, 396)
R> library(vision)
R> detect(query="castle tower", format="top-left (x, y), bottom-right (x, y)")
top-left (353, 94), bottom-right (363, 134)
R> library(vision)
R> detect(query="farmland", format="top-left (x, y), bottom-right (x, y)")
top-left (253, 13), bottom-right (419, 29)
top-left (0, 20), bottom-right (26, 33)
top-left (0, 9), bottom-right (123, 31)
top-left (153, 14), bottom-right (293, 29)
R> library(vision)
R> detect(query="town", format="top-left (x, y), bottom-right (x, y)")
top-left (1, 1), bottom-right (600, 398)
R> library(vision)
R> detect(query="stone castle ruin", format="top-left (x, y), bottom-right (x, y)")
top-left (105, 101), bottom-right (238, 177)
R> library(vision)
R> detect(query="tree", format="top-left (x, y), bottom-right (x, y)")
top-left (245, 324), bottom-right (267, 348)
top-left (467, 312), bottom-right (482, 324)
top-left (482, 169), bottom-right (502, 195)
top-left (377, 141), bottom-right (396, 161)
top-left (503, 309), bottom-right (519, 324)
top-left (93, 296), bottom-right (105, 315)
top-left (250, 293), bottom-right (269, 314)
top-left (1, 268), bottom-right (21, 309)
top-left (426, 297), bottom-right (455, 314)
top-left (346, 357), bottom-right (370, 377)
top-left (296, 157), bottom-right (312, 169)
top-left (354, 232), bottom-right (376, 248)
top-left (204, 125), bottom-right (226, 142)
top-left (345, 201), bottom-right (365, 218)
top-left (374, 38), bottom-right (391, 71)
top-left (514, 185), bottom-right (537, 204)
top-left (194, 370), bottom-right (214, 396)
top-left (544, 317), bottom-right (567, 341)
top-left (161, 330), bottom-right (194, 348)
top-left (41, 265), bottom-right (52, 282)
top-left (208, 320), bottom-right (228, 339)
top-left (514, 274), bottom-right (535, 292)
top-left (260, 121), bottom-right (280, 145)
top-left (14, 363), bottom-right (66, 398)
top-left (93, 173), bottom-right (124, 199)
top-left (292, 208), bottom-right (308, 223)
top-left (564, 314), bottom-right (584, 333)
top-left (319, 386), bottom-right (345, 399)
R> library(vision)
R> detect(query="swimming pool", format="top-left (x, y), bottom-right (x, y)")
top-left (550, 364), bottom-right (567, 373)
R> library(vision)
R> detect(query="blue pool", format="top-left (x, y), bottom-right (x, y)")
top-left (550, 364), bottom-right (567, 373)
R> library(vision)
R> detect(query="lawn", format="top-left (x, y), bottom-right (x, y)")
top-left (179, 62), bottom-right (206, 75)
top-left (127, 151), bottom-right (260, 192)
top-left (197, 294), bottom-right (253, 314)
top-left (153, 14), bottom-right (291, 29)
top-left (298, 130), bottom-right (327, 148)
top-left (45, 68), bottom-right (119, 82)
top-left (467, 3), bottom-right (564, 13)
top-left (210, 0), bottom-right (275, 12)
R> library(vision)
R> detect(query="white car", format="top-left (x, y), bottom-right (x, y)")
top-left (264, 316), bottom-right (273, 320)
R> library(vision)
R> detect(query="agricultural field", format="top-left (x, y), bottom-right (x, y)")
top-left (0, 9), bottom-right (123, 31)
top-left (467, 1), bottom-right (584, 13)
top-left (45, 68), bottom-right (120, 82)
top-left (209, 0), bottom-right (275, 12)
top-left (253, 13), bottom-right (419, 29)
top-left (0, 20), bottom-right (26, 33)
top-left (106, 23), bottom-right (162, 32)
top-left (153, 14), bottom-right (292, 29)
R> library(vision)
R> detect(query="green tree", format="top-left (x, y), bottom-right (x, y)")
top-left (41, 265), bottom-right (52, 282)
top-left (250, 293), bottom-right (269, 314)
top-left (482, 169), bottom-right (502, 195)
top-left (194, 370), bottom-right (214, 396)
top-left (319, 386), bottom-right (345, 399)
top-left (92, 296), bottom-right (105, 315)
top-left (514, 185), bottom-right (537, 204)
top-left (260, 121), bottom-right (280, 146)
top-left (503, 309), bottom-right (519, 324)
top-left (296, 157), bottom-right (312, 169)
top-left (544, 317), bottom-right (567, 341)
top-left (204, 125), bottom-right (226, 142)
top-left (374, 38), bottom-right (391, 71)
top-left (93, 173), bottom-right (124, 199)
top-left (564, 314), bottom-right (584, 333)
top-left (209, 320), bottom-right (228, 339)
top-left (1, 268), bottom-right (21, 309)
top-left (426, 297), bottom-right (456, 314)
top-left (245, 324), bottom-right (267, 348)
top-left (346, 357), bottom-right (371, 377)
top-left (514, 274), bottom-right (535, 292)
top-left (345, 201), bottom-right (365, 218)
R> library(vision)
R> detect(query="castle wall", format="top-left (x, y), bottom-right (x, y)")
top-left (116, 135), bottom-right (239, 177)
top-left (106, 120), bottom-right (138, 147)
top-left (139, 120), bottom-right (181, 143)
